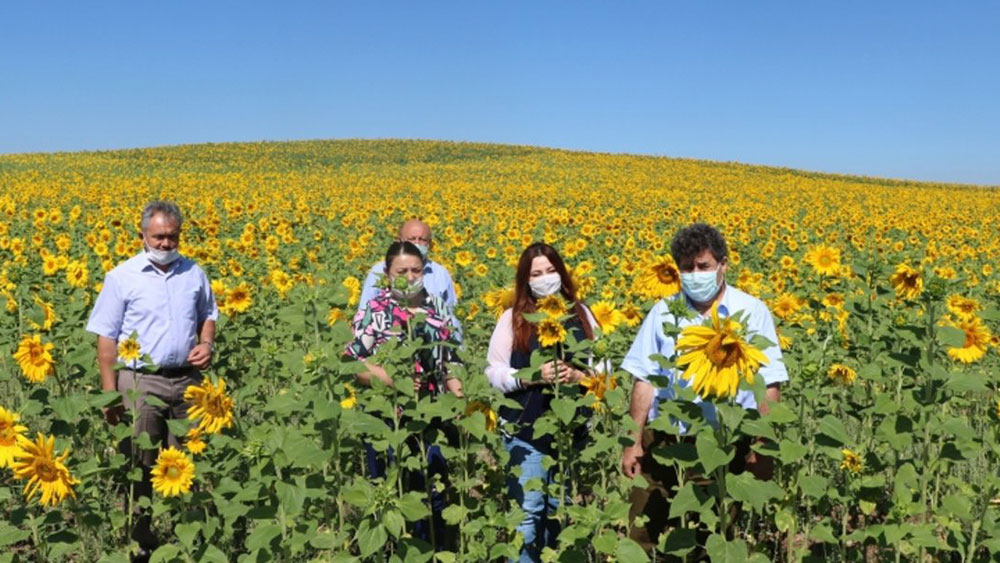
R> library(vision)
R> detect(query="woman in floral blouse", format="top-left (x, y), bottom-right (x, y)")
top-left (345, 240), bottom-right (462, 550)
top-left (347, 241), bottom-right (462, 395)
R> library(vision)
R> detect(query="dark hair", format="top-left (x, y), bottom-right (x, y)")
top-left (384, 241), bottom-right (426, 272)
top-left (511, 242), bottom-right (593, 353)
top-left (670, 223), bottom-right (728, 267)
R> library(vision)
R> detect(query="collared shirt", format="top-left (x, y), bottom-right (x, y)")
top-left (86, 253), bottom-right (219, 368)
top-left (358, 260), bottom-right (457, 314)
top-left (620, 285), bottom-right (788, 430)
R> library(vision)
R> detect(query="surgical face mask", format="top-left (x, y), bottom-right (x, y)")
top-left (391, 277), bottom-right (424, 301)
top-left (529, 273), bottom-right (562, 298)
top-left (680, 267), bottom-right (721, 304)
top-left (413, 244), bottom-right (430, 259)
top-left (145, 244), bottom-right (180, 266)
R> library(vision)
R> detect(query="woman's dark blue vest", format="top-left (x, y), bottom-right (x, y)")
top-left (498, 315), bottom-right (590, 455)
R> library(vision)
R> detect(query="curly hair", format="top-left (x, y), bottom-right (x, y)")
top-left (670, 223), bottom-right (728, 267)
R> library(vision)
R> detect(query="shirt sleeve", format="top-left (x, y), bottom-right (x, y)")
top-left (441, 267), bottom-right (458, 309)
top-left (748, 301), bottom-right (789, 386)
top-left (345, 299), bottom-right (375, 360)
top-left (579, 304), bottom-right (611, 373)
top-left (431, 294), bottom-right (464, 345)
top-left (357, 263), bottom-right (381, 316)
top-left (485, 309), bottom-right (521, 393)
top-left (86, 273), bottom-right (124, 340)
top-left (197, 267), bottom-right (220, 323)
top-left (620, 301), bottom-right (670, 381)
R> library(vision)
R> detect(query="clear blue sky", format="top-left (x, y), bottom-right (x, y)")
top-left (2, 1), bottom-right (997, 185)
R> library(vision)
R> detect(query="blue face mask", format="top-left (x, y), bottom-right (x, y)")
top-left (414, 244), bottom-right (430, 259)
top-left (680, 267), bottom-right (721, 304)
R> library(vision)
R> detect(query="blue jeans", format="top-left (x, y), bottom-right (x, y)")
top-left (504, 436), bottom-right (560, 563)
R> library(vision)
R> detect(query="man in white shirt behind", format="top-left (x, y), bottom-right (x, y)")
top-left (358, 219), bottom-right (458, 313)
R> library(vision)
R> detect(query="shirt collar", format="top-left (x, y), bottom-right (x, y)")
top-left (138, 252), bottom-right (182, 276)
top-left (683, 282), bottom-right (730, 319)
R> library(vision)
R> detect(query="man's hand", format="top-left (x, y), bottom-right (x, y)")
top-left (622, 442), bottom-right (644, 477)
top-left (187, 343), bottom-right (213, 369)
top-left (103, 403), bottom-right (125, 425)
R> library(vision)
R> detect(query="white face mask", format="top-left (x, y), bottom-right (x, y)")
top-left (680, 266), bottom-right (721, 304)
top-left (529, 273), bottom-right (562, 298)
top-left (145, 245), bottom-right (180, 266)
top-left (391, 277), bottom-right (424, 301)
top-left (413, 244), bottom-right (430, 259)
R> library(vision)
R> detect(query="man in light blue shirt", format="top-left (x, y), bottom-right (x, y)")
top-left (619, 223), bottom-right (788, 551)
top-left (86, 200), bottom-right (218, 557)
top-left (358, 219), bottom-right (458, 312)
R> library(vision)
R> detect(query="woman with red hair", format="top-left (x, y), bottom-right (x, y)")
top-left (485, 242), bottom-right (603, 562)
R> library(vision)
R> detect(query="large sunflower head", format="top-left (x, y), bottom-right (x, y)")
top-left (0, 406), bottom-right (28, 469)
top-left (482, 286), bottom-right (515, 318)
top-left (827, 363), bottom-right (857, 385)
top-left (184, 427), bottom-right (206, 455)
top-left (184, 377), bottom-right (235, 434)
top-left (889, 264), bottom-right (923, 300)
top-left (150, 446), bottom-right (195, 497)
top-left (13, 432), bottom-right (79, 506)
top-left (117, 334), bottom-right (142, 363)
top-left (342, 276), bottom-right (361, 307)
top-left (66, 260), bottom-right (89, 288)
top-left (536, 295), bottom-right (568, 318)
top-left (946, 294), bottom-right (980, 320)
top-left (580, 373), bottom-right (618, 412)
top-left (675, 304), bottom-right (769, 400)
top-left (770, 293), bottom-right (804, 320)
top-left (621, 302), bottom-right (642, 328)
top-left (804, 245), bottom-right (842, 276)
top-left (590, 301), bottom-right (625, 335)
top-left (340, 384), bottom-right (357, 410)
top-left (633, 257), bottom-right (681, 300)
top-left (840, 449), bottom-right (863, 474)
top-left (12, 334), bottom-right (55, 384)
top-left (270, 269), bottom-right (294, 295)
top-left (327, 307), bottom-right (345, 327)
top-left (464, 400), bottom-right (499, 433)
top-left (222, 283), bottom-right (253, 315)
top-left (536, 317), bottom-right (567, 348)
top-left (947, 315), bottom-right (991, 364)
top-left (29, 296), bottom-right (58, 331)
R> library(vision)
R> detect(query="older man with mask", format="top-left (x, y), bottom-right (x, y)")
top-left (619, 223), bottom-right (788, 552)
top-left (358, 219), bottom-right (458, 313)
top-left (87, 200), bottom-right (218, 559)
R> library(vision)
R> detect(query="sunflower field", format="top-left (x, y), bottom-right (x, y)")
top-left (1, 139), bottom-right (1000, 562)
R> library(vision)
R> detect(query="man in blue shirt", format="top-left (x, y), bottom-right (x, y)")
top-left (87, 201), bottom-right (218, 559)
top-left (619, 223), bottom-right (788, 552)
top-left (358, 219), bottom-right (458, 312)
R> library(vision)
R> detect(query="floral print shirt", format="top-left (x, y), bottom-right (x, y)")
top-left (346, 289), bottom-right (461, 392)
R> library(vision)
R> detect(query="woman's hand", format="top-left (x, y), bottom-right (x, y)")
top-left (556, 361), bottom-right (587, 384)
top-left (539, 360), bottom-right (559, 384)
top-left (540, 360), bottom-right (585, 384)
top-left (356, 362), bottom-right (393, 388)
